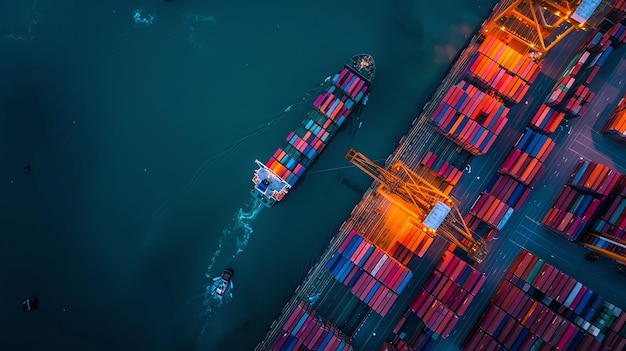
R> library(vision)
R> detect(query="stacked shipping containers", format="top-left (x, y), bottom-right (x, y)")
top-left (407, 251), bottom-right (486, 338)
top-left (581, 177), bottom-right (626, 262)
top-left (421, 151), bottom-right (463, 194)
top-left (561, 84), bottom-right (595, 117)
top-left (463, 249), bottom-right (626, 351)
top-left (326, 230), bottom-right (413, 316)
top-left (429, 80), bottom-right (509, 155)
top-left (603, 94), bottom-right (626, 143)
top-left (542, 160), bottom-right (622, 240)
top-left (530, 103), bottom-right (566, 134)
top-left (465, 172), bottom-right (530, 240)
top-left (499, 128), bottom-right (553, 187)
top-left (381, 330), bottom-right (438, 351)
top-left (542, 184), bottom-right (602, 241)
top-left (566, 160), bottom-right (622, 197)
top-left (261, 63), bottom-right (371, 190)
top-left (388, 225), bottom-right (434, 266)
top-left (606, 0), bottom-right (626, 23)
top-left (545, 51), bottom-right (590, 108)
top-left (269, 301), bottom-right (354, 351)
top-left (381, 251), bottom-right (486, 351)
top-left (442, 32), bottom-right (552, 241)
top-left (466, 35), bottom-right (539, 104)
top-left (545, 14), bottom-right (626, 119)
top-left (429, 34), bottom-right (539, 155)
top-left (466, 128), bottom-right (555, 238)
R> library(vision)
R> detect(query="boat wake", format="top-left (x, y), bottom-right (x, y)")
top-left (232, 199), bottom-right (264, 255)
top-left (204, 198), bottom-right (264, 276)
top-left (2, 0), bottom-right (40, 42)
top-left (182, 13), bottom-right (217, 49)
top-left (133, 6), bottom-right (156, 26)
top-left (198, 198), bottom-right (263, 333)
top-left (141, 77), bottom-right (331, 242)
top-left (199, 275), bottom-right (234, 335)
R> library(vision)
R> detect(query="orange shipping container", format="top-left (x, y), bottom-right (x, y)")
top-left (590, 165), bottom-right (610, 191)
top-left (520, 158), bottom-right (539, 184)
top-left (483, 197), bottom-right (501, 221)
top-left (509, 153), bottom-right (529, 176)
top-left (583, 165), bottom-right (603, 190)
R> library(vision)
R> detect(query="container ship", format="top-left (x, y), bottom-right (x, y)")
top-left (251, 54), bottom-right (375, 207)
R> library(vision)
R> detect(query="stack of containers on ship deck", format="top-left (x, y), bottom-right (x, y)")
top-left (387, 224), bottom-right (434, 266)
top-left (465, 35), bottom-right (539, 105)
top-left (325, 230), bottom-right (413, 316)
top-left (262, 64), bottom-right (371, 190)
top-left (463, 249), bottom-right (626, 351)
top-left (603, 94), bottom-right (626, 143)
top-left (420, 151), bottom-right (463, 194)
top-left (429, 80), bottom-right (509, 155)
top-left (581, 176), bottom-right (626, 261)
top-left (399, 251), bottom-right (486, 341)
top-left (543, 160), bottom-right (622, 240)
top-left (269, 301), bottom-right (354, 351)
top-left (499, 128), bottom-right (553, 187)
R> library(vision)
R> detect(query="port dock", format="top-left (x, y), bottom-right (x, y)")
top-left (256, 0), bottom-right (626, 350)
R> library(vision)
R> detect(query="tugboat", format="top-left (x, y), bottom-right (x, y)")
top-left (23, 297), bottom-right (38, 312)
top-left (213, 268), bottom-right (234, 297)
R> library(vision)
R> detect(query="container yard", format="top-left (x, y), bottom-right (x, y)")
top-left (463, 249), bottom-right (626, 350)
top-left (255, 0), bottom-right (626, 350)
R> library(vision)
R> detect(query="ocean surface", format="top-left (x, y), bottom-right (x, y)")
top-left (0, 0), bottom-right (495, 350)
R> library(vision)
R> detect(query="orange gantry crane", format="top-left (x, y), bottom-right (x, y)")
top-left (345, 149), bottom-right (488, 263)
top-left (582, 233), bottom-right (626, 265)
top-left (484, 0), bottom-right (613, 55)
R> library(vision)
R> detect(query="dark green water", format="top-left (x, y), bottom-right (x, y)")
top-left (0, 0), bottom-right (495, 349)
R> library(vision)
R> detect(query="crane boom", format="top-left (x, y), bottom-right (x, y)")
top-left (346, 149), bottom-right (488, 263)
top-left (582, 233), bottom-right (626, 265)
top-left (483, 0), bottom-right (612, 55)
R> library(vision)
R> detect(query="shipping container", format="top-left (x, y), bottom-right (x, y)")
top-left (402, 251), bottom-right (486, 340)
top-left (268, 301), bottom-right (354, 351)
top-left (463, 249), bottom-right (626, 351)
top-left (603, 94), bottom-right (626, 143)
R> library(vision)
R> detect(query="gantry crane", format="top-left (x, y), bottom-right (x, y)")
top-left (484, 0), bottom-right (613, 55)
top-left (582, 233), bottom-right (626, 265)
top-left (346, 149), bottom-right (488, 263)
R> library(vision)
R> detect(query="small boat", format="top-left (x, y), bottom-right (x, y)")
top-left (23, 297), bottom-right (38, 312)
top-left (214, 268), bottom-right (234, 297)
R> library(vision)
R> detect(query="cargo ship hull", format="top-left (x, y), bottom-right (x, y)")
top-left (252, 54), bottom-right (375, 207)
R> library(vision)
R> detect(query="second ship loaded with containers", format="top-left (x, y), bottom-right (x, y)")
top-left (252, 54), bottom-right (375, 207)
